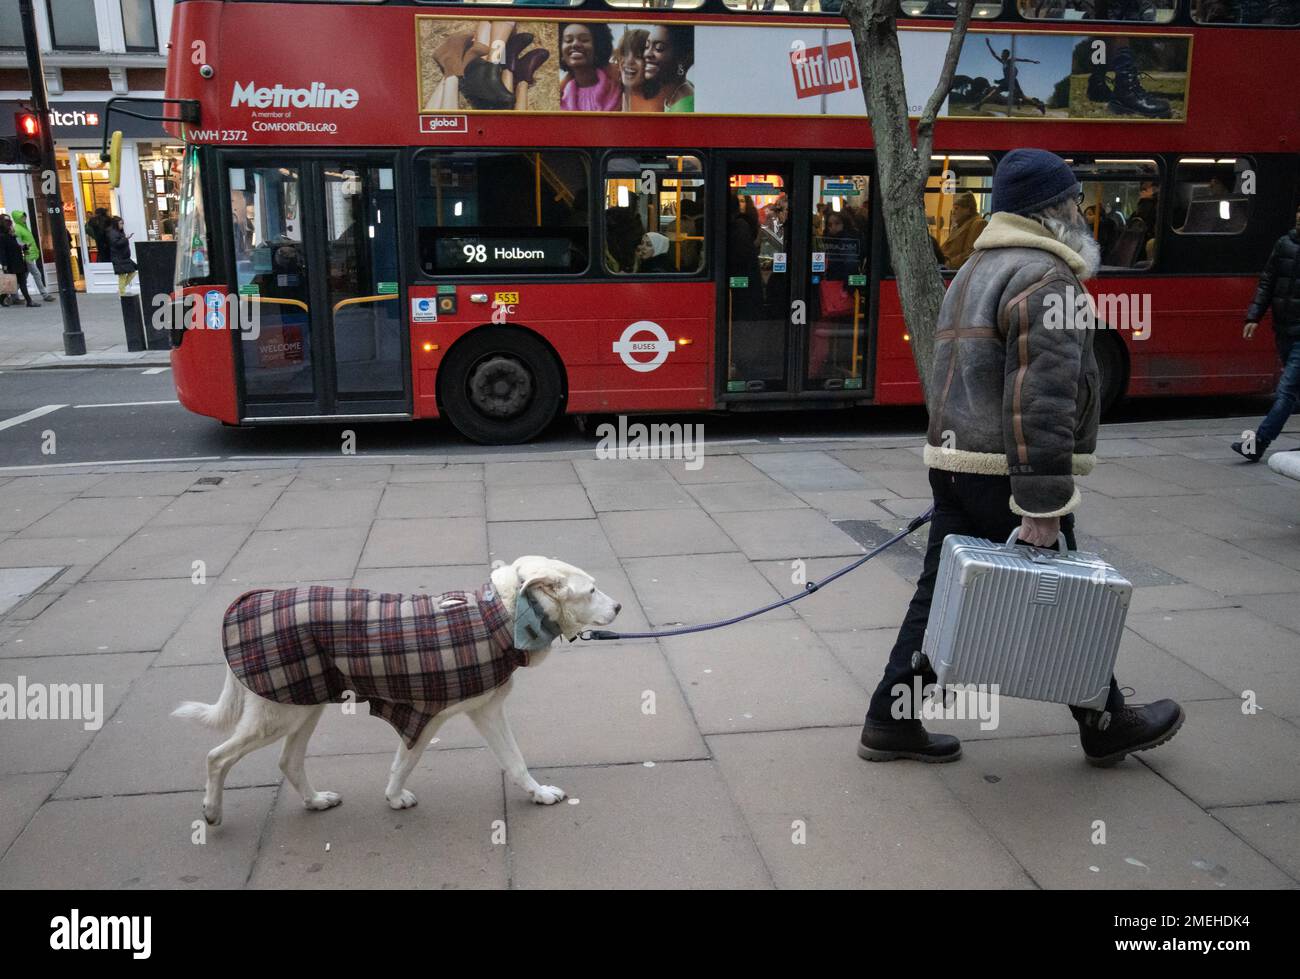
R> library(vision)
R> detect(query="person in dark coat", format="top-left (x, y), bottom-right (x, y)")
top-left (0, 215), bottom-right (37, 307)
top-left (1234, 204), bottom-right (1300, 460)
top-left (105, 215), bottom-right (138, 295)
top-left (84, 207), bottom-right (111, 262)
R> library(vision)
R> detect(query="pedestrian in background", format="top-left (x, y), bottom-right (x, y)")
top-left (858, 148), bottom-right (1184, 768)
top-left (105, 215), bottom-right (138, 295)
top-left (1234, 203), bottom-right (1300, 461)
top-left (8, 210), bottom-right (54, 301)
top-left (0, 214), bottom-right (37, 307)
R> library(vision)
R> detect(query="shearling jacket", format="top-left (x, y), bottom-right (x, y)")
top-left (923, 212), bottom-right (1100, 518)
top-left (222, 583), bottom-right (527, 748)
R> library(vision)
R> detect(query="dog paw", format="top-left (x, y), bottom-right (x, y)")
top-left (387, 789), bottom-right (418, 810)
top-left (203, 803), bottom-right (222, 826)
top-left (305, 791), bottom-right (342, 811)
top-left (530, 784), bottom-right (566, 805)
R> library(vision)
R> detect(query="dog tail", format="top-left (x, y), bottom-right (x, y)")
top-left (172, 669), bottom-right (244, 731)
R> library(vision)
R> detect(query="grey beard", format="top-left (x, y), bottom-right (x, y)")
top-left (1041, 215), bottom-right (1102, 279)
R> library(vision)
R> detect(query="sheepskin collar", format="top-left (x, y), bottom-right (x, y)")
top-left (973, 212), bottom-right (1089, 278)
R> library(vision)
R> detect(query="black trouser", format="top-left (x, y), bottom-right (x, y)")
top-left (866, 468), bottom-right (1123, 724)
top-left (8, 269), bottom-right (31, 305)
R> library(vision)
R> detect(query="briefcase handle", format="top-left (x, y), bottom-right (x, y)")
top-left (1004, 528), bottom-right (1068, 556)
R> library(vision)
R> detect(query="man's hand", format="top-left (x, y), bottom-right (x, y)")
top-left (1244, 321), bottom-right (1259, 339)
top-left (1018, 515), bottom-right (1061, 548)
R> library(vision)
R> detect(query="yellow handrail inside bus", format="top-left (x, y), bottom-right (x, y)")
top-left (332, 294), bottom-right (399, 315)
top-left (246, 296), bottom-right (310, 313)
top-left (851, 288), bottom-right (861, 379)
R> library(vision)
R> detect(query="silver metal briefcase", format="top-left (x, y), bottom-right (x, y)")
top-left (921, 530), bottom-right (1132, 710)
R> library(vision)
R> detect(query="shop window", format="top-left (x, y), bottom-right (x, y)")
top-left (900, 2), bottom-right (1003, 17)
top-left (174, 146), bottom-right (210, 287)
top-left (76, 151), bottom-right (115, 264)
top-left (925, 155), bottom-right (993, 270)
top-left (1017, 0), bottom-right (1177, 22)
top-left (1192, 0), bottom-right (1300, 24)
top-left (48, 0), bottom-right (99, 50)
top-left (1172, 158), bottom-right (1253, 236)
top-left (137, 142), bottom-right (183, 242)
top-left (1075, 158), bottom-right (1161, 269)
top-left (121, 0), bottom-right (158, 51)
top-left (604, 154), bottom-right (705, 275)
top-left (414, 151), bottom-right (589, 275)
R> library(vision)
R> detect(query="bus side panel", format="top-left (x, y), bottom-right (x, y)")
top-left (1119, 276), bottom-right (1275, 398)
top-left (171, 286), bottom-right (239, 425)
top-left (407, 282), bottom-right (714, 419)
top-left (873, 282), bottom-right (925, 406)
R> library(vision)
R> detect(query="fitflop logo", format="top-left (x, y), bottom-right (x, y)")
top-left (612, 320), bottom-right (676, 373)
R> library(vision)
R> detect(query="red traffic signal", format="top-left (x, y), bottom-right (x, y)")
top-left (13, 111), bottom-right (42, 166)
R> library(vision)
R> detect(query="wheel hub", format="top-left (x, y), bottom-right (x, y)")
top-left (468, 355), bottom-right (533, 419)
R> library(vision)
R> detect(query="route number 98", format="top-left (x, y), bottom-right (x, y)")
top-left (462, 244), bottom-right (487, 263)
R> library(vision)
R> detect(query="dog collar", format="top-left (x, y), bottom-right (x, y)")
top-left (512, 587), bottom-right (562, 651)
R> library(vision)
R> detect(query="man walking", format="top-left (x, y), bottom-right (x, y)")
top-left (1233, 204), bottom-right (1300, 461)
top-left (859, 148), bottom-right (1184, 767)
top-left (9, 211), bottom-right (54, 301)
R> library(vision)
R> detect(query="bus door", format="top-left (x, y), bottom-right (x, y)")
top-left (721, 158), bottom-right (872, 396)
top-left (225, 156), bottom-right (408, 419)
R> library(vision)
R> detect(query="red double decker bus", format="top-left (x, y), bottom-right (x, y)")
top-left (151, 0), bottom-right (1299, 443)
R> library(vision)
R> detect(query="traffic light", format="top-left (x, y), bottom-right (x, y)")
top-left (13, 111), bottom-right (42, 166)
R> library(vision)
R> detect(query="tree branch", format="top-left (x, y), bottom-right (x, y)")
top-left (914, 0), bottom-right (975, 197)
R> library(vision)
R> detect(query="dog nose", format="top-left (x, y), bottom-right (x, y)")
top-left (614, 603), bottom-right (622, 614)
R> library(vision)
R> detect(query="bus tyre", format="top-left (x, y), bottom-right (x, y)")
top-left (1094, 333), bottom-right (1127, 417)
top-left (439, 328), bottom-right (564, 445)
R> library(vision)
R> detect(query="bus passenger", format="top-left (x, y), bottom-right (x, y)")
top-left (605, 206), bottom-right (645, 274)
top-left (643, 26), bottom-right (694, 113)
top-left (941, 192), bottom-right (987, 269)
top-left (559, 23), bottom-right (620, 112)
top-left (634, 232), bottom-right (673, 273)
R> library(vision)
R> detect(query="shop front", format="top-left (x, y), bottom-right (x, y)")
top-left (0, 99), bottom-right (181, 293)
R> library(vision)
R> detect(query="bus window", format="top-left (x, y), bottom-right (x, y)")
top-left (606, 0), bottom-right (704, 10)
top-left (899, 1), bottom-right (1003, 17)
top-left (807, 171), bottom-right (870, 390)
top-left (1075, 159), bottom-right (1160, 269)
top-left (414, 151), bottom-right (589, 276)
top-left (926, 155), bottom-right (993, 270)
top-left (604, 154), bottom-right (705, 275)
top-left (1017, 0), bottom-right (1177, 22)
top-left (1192, 0), bottom-right (1300, 23)
top-left (719, 1), bottom-right (843, 10)
top-left (174, 145), bottom-right (210, 288)
top-left (1172, 158), bottom-right (1254, 236)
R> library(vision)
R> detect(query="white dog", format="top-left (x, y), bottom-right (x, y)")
top-left (173, 557), bottom-right (620, 825)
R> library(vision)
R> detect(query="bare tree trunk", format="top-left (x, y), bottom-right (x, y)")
top-left (841, 0), bottom-right (973, 405)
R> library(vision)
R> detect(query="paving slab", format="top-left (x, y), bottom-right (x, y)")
top-left (599, 508), bottom-right (736, 558)
top-left (1210, 803), bottom-right (1300, 882)
top-left (1074, 495), bottom-right (1187, 537)
top-left (1, 578), bottom-right (206, 657)
top-left (0, 652), bottom-right (153, 774)
top-left (622, 552), bottom-right (797, 628)
top-left (377, 482), bottom-right (485, 519)
top-left (708, 727), bottom-right (1032, 889)
top-left (349, 565), bottom-right (491, 595)
top-left (54, 664), bottom-right (282, 798)
top-left (0, 566), bottom-right (63, 618)
top-left (0, 535), bottom-right (123, 569)
top-left (583, 480), bottom-right (696, 512)
top-left (831, 447), bottom-right (928, 472)
top-left (0, 495), bottom-right (76, 534)
top-left (1209, 483), bottom-right (1300, 522)
top-left (1228, 533), bottom-right (1300, 573)
top-left (713, 508), bottom-right (863, 561)
top-left (1141, 493), bottom-right (1298, 539)
top-left (289, 464), bottom-right (394, 490)
top-left (506, 759), bottom-right (771, 889)
top-left (0, 773), bottom-right (61, 856)
top-left (487, 483), bottom-right (595, 522)
top-left (359, 517), bottom-right (486, 569)
top-left (1118, 530), bottom-right (1300, 596)
top-left (1127, 583), bottom-right (1239, 615)
top-left (1084, 463), bottom-right (1202, 499)
top-left (260, 488), bottom-right (383, 529)
top-left (0, 474), bottom-right (105, 496)
top-left (16, 495), bottom-right (172, 540)
top-left (77, 471), bottom-right (200, 497)
top-left (754, 557), bottom-right (915, 631)
top-left (572, 458), bottom-right (676, 485)
top-left (227, 525), bottom-right (369, 581)
top-left (484, 461), bottom-right (578, 486)
top-left (684, 480), bottom-right (807, 513)
top-left (0, 788), bottom-right (275, 889)
top-left (147, 486), bottom-right (284, 527)
top-left (248, 750), bottom-right (507, 890)
top-left (669, 455), bottom-right (767, 484)
top-left (660, 619), bottom-right (865, 734)
top-left (1111, 630), bottom-right (1236, 704)
top-left (1236, 592), bottom-right (1300, 633)
top-left (85, 524), bottom-right (251, 581)
top-left (488, 518), bottom-right (616, 569)
top-left (1118, 454), bottom-right (1265, 490)
top-left (389, 462), bottom-right (483, 483)
top-left (1138, 699), bottom-right (1300, 808)
top-left (933, 736), bottom-right (1295, 889)
top-left (793, 491), bottom-right (896, 520)
top-left (1126, 607), bottom-right (1300, 713)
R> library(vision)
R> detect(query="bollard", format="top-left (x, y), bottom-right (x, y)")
top-left (120, 292), bottom-right (146, 351)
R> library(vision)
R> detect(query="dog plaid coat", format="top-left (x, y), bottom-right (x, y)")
top-left (222, 583), bottom-right (528, 748)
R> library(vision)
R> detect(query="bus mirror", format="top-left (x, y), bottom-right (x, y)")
top-left (105, 130), bottom-right (123, 188)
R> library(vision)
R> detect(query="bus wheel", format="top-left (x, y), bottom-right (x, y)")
top-left (1094, 333), bottom-right (1127, 417)
top-left (439, 329), bottom-right (563, 445)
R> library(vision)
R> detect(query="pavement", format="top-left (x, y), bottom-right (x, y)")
top-left (0, 412), bottom-right (1298, 890)
top-left (0, 292), bottom-right (170, 369)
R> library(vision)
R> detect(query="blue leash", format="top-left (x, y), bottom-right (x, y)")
top-left (578, 506), bottom-right (935, 642)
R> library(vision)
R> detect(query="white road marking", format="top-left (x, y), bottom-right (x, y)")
top-left (0, 404), bottom-right (65, 433)
top-left (0, 456), bottom-right (221, 473)
top-left (141, 367), bottom-right (169, 375)
top-left (73, 400), bottom-right (180, 409)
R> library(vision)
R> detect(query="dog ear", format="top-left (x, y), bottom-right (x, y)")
top-left (518, 567), bottom-right (569, 600)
